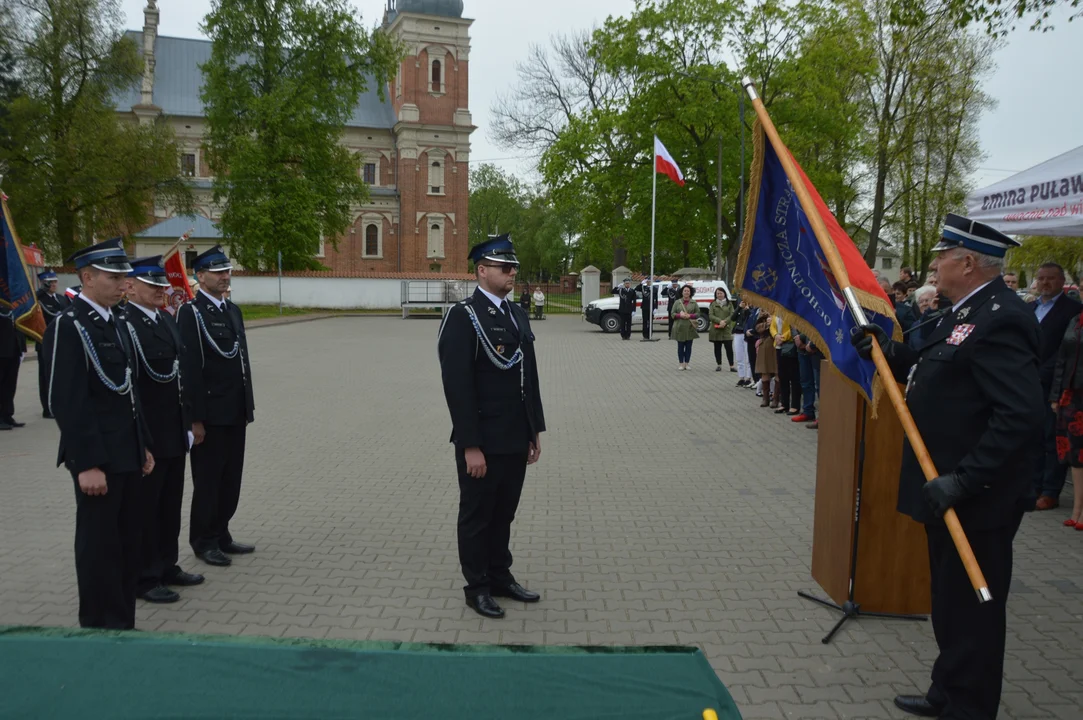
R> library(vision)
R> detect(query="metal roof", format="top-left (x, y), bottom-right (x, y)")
top-left (134, 214), bottom-right (222, 239)
top-left (116, 32), bottom-right (396, 128)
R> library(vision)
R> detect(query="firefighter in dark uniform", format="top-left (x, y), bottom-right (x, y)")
top-left (176, 246), bottom-right (255, 567)
top-left (120, 256), bottom-right (205, 603)
top-left (0, 294), bottom-right (27, 430)
top-left (853, 214), bottom-right (1044, 720)
top-left (613, 277), bottom-right (637, 340)
top-left (42, 238), bottom-right (155, 629)
top-left (437, 234), bottom-right (546, 619)
top-left (35, 269), bottom-right (71, 418)
top-left (640, 279), bottom-right (660, 341)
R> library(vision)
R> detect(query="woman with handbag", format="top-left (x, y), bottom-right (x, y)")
top-left (708, 288), bottom-right (736, 373)
top-left (671, 284), bottom-right (700, 370)
top-left (1051, 309), bottom-right (1083, 530)
top-left (771, 317), bottom-right (801, 415)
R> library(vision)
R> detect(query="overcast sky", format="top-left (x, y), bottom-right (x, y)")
top-left (120, 0), bottom-right (1082, 192)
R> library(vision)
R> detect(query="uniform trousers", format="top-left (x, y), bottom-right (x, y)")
top-left (455, 448), bottom-right (528, 598)
top-left (619, 312), bottom-right (632, 339)
top-left (642, 311), bottom-right (653, 338)
top-left (925, 513), bottom-right (1021, 720)
top-left (0, 355), bottom-right (20, 419)
top-left (138, 454), bottom-right (186, 592)
top-left (189, 424), bottom-right (247, 554)
top-left (36, 343), bottom-right (49, 413)
top-left (71, 471), bottom-right (142, 629)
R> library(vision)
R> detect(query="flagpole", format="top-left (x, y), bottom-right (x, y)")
top-left (162, 228), bottom-right (195, 261)
top-left (649, 137), bottom-right (658, 340)
top-left (741, 77), bottom-right (992, 604)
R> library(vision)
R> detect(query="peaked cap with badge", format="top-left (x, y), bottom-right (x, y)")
top-left (933, 213), bottom-right (1021, 258)
top-left (128, 255), bottom-right (171, 287)
top-left (192, 245), bottom-right (233, 273)
top-left (66, 238), bottom-right (132, 274)
top-left (468, 234), bottom-right (520, 268)
top-left (38, 268), bottom-right (59, 283)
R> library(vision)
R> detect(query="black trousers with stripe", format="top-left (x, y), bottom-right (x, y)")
top-left (139, 454), bottom-right (187, 591)
top-left (189, 424), bottom-right (247, 554)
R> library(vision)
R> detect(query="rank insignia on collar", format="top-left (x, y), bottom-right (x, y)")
top-left (947, 323), bottom-right (976, 346)
top-left (956, 307), bottom-right (971, 320)
top-left (487, 306), bottom-right (497, 316)
top-left (992, 303), bottom-right (1000, 311)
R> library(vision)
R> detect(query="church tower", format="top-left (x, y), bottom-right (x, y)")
top-left (384, 0), bottom-right (474, 274)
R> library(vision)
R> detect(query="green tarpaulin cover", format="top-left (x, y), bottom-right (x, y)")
top-left (0, 626), bottom-right (742, 719)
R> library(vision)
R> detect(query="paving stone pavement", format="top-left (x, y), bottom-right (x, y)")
top-left (2, 316), bottom-right (1081, 719)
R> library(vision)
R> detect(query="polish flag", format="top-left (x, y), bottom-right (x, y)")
top-left (654, 136), bottom-right (684, 187)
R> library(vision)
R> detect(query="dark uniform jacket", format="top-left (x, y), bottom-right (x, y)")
top-left (1036, 293), bottom-right (1083, 395)
top-left (881, 277), bottom-right (1044, 529)
top-left (176, 291), bottom-right (254, 427)
top-left (0, 310), bottom-right (27, 357)
top-left (437, 287), bottom-right (545, 455)
top-left (34, 290), bottom-right (70, 348)
top-left (613, 286), bottom-right (638, 314)
top-left (43, 297), bottom-right (152, 475)
top-left (120, 305), bottom-right (191, 459)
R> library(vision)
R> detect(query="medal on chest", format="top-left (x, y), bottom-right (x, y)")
top-left (946, 323), bottom-right (975, 346)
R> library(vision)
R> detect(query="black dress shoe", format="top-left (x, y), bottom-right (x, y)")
top-left (164, 569), bottom-right (205, 586)
top-left (465, 594), bottom-right (505, 619)
top-left (491, 583), bottom-right (540, 603)
top-left (139, 586), bottom-right (181, 604)
top-left (893, 695), bottom-right (942, 717)
top-left (4, 417), bottom-right (25, 428)
top-left (197, 548), bottom-right (232, 566)
top-left (220, 540), bottom-right (255, 554)
top-left (0, 422), bottom-right (11, 431)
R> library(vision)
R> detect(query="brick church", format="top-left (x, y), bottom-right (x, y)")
top-left (116, 0), bottom-right (474, 276)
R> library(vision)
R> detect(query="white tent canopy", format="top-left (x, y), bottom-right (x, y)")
top-left (965, 144), bottom-right (1083, 237)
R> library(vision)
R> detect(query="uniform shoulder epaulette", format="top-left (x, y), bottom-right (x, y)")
top-left (459, 297), bottom-right (474, 305)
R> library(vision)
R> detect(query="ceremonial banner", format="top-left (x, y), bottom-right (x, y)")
top-left (163, 250), bottom-right (194, 316)
top-left (735, 120), bottom-right (899, 406)
top-left (0, 196), bottom-right (47, 342)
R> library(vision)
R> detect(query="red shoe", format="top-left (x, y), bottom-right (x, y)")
top-left (1064, 519), bottom-right (1078, 528)
top-left (791, 414), bottom-right (811, 423)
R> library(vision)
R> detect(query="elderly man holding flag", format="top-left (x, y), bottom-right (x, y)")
top-left (737, 78), bottom-right (1044, 720)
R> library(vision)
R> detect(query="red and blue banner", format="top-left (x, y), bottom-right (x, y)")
top-left (1, 196), bottom-right (46, 343)
top-left (735, 120), bottom-right (900, 405)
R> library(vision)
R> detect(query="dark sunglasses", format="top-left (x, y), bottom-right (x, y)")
top-left (480, 263), bottom-right (519, 274)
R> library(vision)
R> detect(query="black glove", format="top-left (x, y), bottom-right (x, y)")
top-left (922, 472), bottom-right (975, 519)
top-left (849, 324), bottom-right (891, 361)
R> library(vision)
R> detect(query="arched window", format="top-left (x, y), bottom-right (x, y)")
top-left (427, 222), bottom-right (444, 259)
top-left (431, 59), bottom-right (442, 92)
top-left (365, 223), bottom-right (379, 257)
top-left (428, 160), bottom-right (444, 195)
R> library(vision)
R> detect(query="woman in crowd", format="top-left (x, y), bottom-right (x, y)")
top-left (771, 317), bottom-right (801, 416)
top-left (708, 287), bottom-right (736, 373)
top-left (754, 311), bottom-right (777, 406)
top-left (907, 285), bottom-right (940, 349)
top-left (671, 284), bottom-right (699, 371)
top-left (732, 299), bottom-right (753, 387)
top-left (1051, 307), bottom-right (1083, 530)
top-left (532, 287), bottom-right (545, 319)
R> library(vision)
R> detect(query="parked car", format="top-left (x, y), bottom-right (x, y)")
top-left (583, 280), bottom-right (733, 334)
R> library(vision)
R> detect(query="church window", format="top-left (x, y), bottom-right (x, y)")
top-left (428, 222), bottom-right (444, 259)
top-left (431, 60), bottom-right (442, 92)
top-left (181, 153), bottom-right (196, 177)
top-left (429, 160), bottom-right (444, 195)
top-left (364, 223), bottom-right (380, 257)
top-left (363, 163), bottom-right (376, 184)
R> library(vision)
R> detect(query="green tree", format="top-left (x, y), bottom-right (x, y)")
top-left (1006, 237), bottom-right (1083, 280)
top-left (468, 164), bottom-right (525, 247)
top-left (891, 0), bottom-right (1081, 36)
top-left (200, 0), bottom-right (400, 271)
top-left (0, 0), bottom-right (192, 259)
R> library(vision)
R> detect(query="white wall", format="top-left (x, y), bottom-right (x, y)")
top-left (52, 273), bottom-right (474, 310)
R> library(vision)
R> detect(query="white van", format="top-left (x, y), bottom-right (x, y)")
top-left (583, 280), bottom-right (733, 334)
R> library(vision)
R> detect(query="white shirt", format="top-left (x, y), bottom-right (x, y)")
top-left (951, 281), bottom-right (994, 313)
top-left (478, 286), bottom-right (517, 329)
top-left (80, 295), bottom-right (114, 324)
top-left (130, 302), bottom-right (159, 323)
top-left (199, 287), bottom-right (226, 311)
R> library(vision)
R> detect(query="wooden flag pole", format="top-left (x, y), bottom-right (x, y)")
top-left (741, 78), bottom-right (992, 603)
top-left (162, 228), bottom-right (195, 261)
